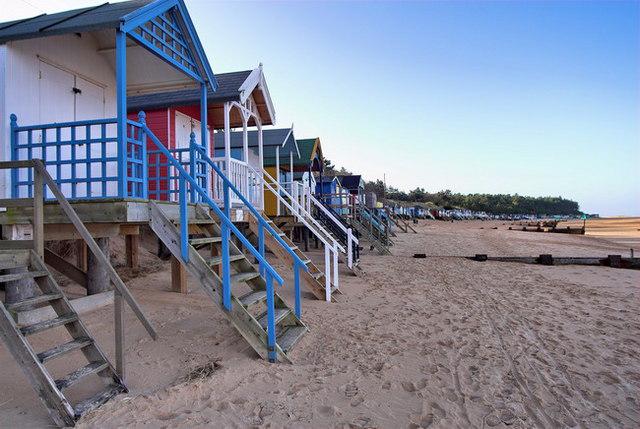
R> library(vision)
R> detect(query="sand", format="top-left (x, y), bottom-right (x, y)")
top-left (1, 220), bottom-right (639, 428)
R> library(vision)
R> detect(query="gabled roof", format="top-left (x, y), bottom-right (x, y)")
top-left (214, 128), bottom-right (299, 165)
top-left (294, 137), bottom-right (323, 171)
top-left (0, 0), bottom-right (216, 89)
top-left (338, 175), bottom-right (364, 191)
top-left (128, 67), bottom-right (275, 126)
top-left (0, 1), bottom-right (152, 42)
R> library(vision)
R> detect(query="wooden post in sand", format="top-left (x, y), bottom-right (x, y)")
top-left (171, 255), bottom-right (188, 293)
top-left (125, 234), bottom-right (139, 269)
top-left (87, 237), bottom-right (111, 295)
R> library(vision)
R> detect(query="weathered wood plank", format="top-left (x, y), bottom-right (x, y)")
top-left (44, 248), bottom-right (87, 287)
top-left (170, 256), bottom-right (188, 294)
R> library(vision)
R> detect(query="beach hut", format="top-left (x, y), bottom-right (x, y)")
top-left (0, 2), bottom-right (312, 423)
top-left (127, 66), bottom-right (276, 208)
top-left (212, 127), bottom-right (299, 216)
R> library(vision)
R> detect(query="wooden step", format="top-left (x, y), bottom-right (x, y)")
top-left (0, 270), bottom-right (49, 283)
top-left (172, 218), bottom-right (215, 225)
top-left (55, 361), bottom-right (109, 390)
top-left (258, 308), bottom-right (290, 330)
top-left (277, 326), bottom-right (307, 352)
top-left (208, 254), bottom-right (245, 266)
top-left (311, 271), bottom-right (324, 280)
top-left (20, 313), bottom-right (78, 336)
top-left (74, 384), bottom-right (126, 419)
top-left (302, 259), bottom-right (311, 265)
top-left (231, 272), bottom-right (260, 284)
top-left (5, 293), bottom-right (63, 311)
top-left (37, 337), bottom-right (93, 364)
top-left (189, 237), bottom-right (222, 245)
top-left (238, 290), bottom-right (267, 307)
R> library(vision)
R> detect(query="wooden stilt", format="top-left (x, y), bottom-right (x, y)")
top-left (114, 289), bottom-right (125, 381)
top-left (125, 234), bottom-right (139, 269)
top-left (76, 240), bottom-right (88, 272)
top-left (171, 256), bottom-right (188, 294)
top-left (86, 238), bottom-right (110, 295)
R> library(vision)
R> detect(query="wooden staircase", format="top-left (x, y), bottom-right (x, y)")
top-left (148, 202), bottom-right (308, 362)
top-left (0, 249), bottom-right (126, 427)
top-left (351, 213), bottom-right (392, 255)
top-left (248, 213), bottom-right (339, 302)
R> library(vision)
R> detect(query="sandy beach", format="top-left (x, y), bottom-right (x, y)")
top-left (1, 219), bottom-right (638, 428)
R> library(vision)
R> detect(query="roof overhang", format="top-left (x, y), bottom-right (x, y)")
top-left (0, 0), bottom-right (217, 92)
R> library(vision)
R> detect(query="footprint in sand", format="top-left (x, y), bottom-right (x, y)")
top-left (316, 405), bottom-right (338, 417)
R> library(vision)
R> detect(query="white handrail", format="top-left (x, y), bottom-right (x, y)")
top-left (249, 165), bottom-right (344, 299)
top-left (258, 167), bottom-right (345, 254)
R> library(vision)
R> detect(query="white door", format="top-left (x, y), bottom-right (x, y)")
top-left (75, 76), bottom-right (107, 196)
top-left (38, 60), bottom-right (107, 197)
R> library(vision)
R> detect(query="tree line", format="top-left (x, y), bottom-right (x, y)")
top-left (322, 160), bottom-right (580, 215)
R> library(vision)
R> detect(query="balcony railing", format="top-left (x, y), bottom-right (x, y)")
top-left (211, 156), bottom-right (262, 209)
top-left (10, 114), bottom-right (146, 200)
top-left (9, 114), bottom-right (259, 211)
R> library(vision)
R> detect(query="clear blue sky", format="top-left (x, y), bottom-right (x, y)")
top-left (6, 0), bottom-right (640, 215)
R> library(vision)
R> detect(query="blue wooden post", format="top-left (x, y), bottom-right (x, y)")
top-left (179, 176), bottom-right (189, 263)
top-left (265, 271), bottom-right (277, 363)
top-left (258, 222), bottom-right (265, 277)
top-left (116, 29), bottom-right (127, 198)
top-left (221, 182), bottom-right (231, 311)
top-left (10, 114), bottom-right (18, 198)
top-left (200, 82), bottom-right (209, 198)
top-left (189, 131), bottom-right (196, 203)
top-left (294, 261), bottom-right (301, 318)
top-left (139, 111), bottom-right (148, 199)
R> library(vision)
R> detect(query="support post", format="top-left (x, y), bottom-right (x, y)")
top-left (324, 246), bottom-right (331, 302)
top-left (347, 228), bottom-right (353, 269)
top-left (223, 102), bottom-right (231, 184)
top-left (200, 82), bottom-right (209, 197)
top-left (125, 234), bottom-right (139, 269)
top-left (33, 167), bottom-right (44, 259)
top-left (76, 240), bottom-right (88, 272)
top-left (257, 119), bottom-right (264, 210)
top-left (258, 222), bottom-right (265, 277)
top-left (275, 146), bottom-right (280, 216)
top-left (333, 244), bottom-right (339, 292)
top-left (114, 289), bottom-right (125, 380)
top-left (179, 176), bottom-right (189, 262)
top-left (189, 132), bottom-right (196, 203)
top-left (294, 261), bottom-right (301, 318)
top-left (171, 256), bottom-right (187, 293)
top-left (242, 115), bottom-right (249, 197)
top-left (87, 237), bottom-right (110, 295)
top-left (116, 29), bottom-right (127, 198)
top-left (221, 182), bottom-right (231, 311)
top-left (265, 271), bottom-right (276, 363)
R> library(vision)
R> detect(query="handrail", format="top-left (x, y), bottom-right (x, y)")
top-left (193, 145), bottom-right (310, 271)
top-left (140, 125), bottom-right (287, 286)
top-left (0, 159), bottom-right (157, 339)
top-left (256, 166), bottom-right (345, 253)
top-left (1, 159), bottom-right (157, 377)
top-left (309, 192), bottom-right (355, 241)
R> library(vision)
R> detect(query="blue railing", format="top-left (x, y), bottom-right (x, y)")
top-left (10, 114), bottom-right (146, 199)
top-left (191, 142), bottom-right (309, 317)
top-left (138, 113), bottom-right (306, 362)
top-left (147, 146), bottom-right (207, 202)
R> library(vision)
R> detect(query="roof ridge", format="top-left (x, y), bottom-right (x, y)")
top-left (38, 2), bottom-right (110, 32)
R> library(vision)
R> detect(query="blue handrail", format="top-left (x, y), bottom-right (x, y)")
top-left (191, 143), bottom-right (308, 320)
top-left (192, 145), bottom-right (308, 270)
top-left (138, 114), bottom-right (291, 362)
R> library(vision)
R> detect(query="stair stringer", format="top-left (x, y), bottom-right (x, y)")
top-left (351, 217), bottom-right (392, 255)
top-left (148, 202), bottom-right (300, 363)
top-left (0, 250), bottom-right (125, 427)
